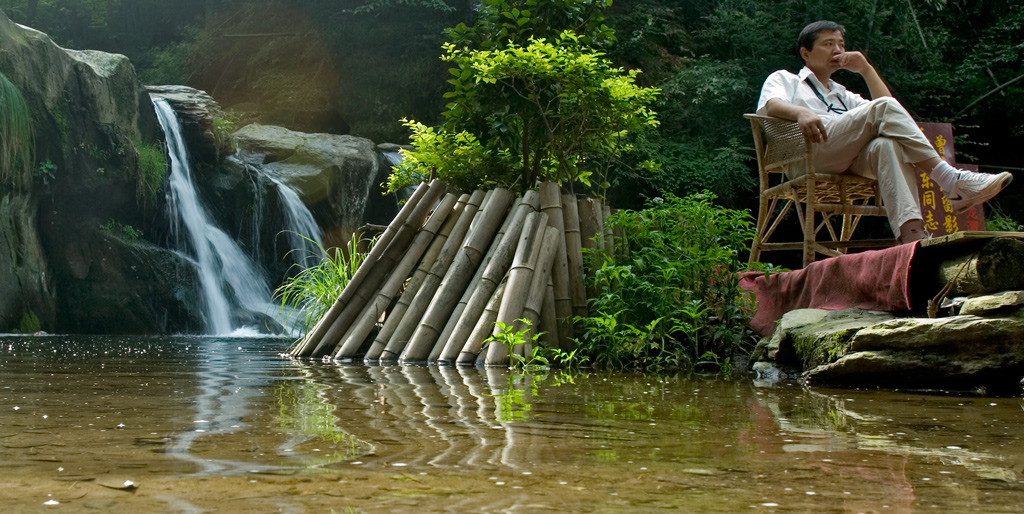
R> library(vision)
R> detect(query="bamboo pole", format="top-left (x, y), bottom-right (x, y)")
top-left (428, 196), bottom-right (526, 363)
top-left (540, 183), bottom-right (573, 349)
top-left (363, 194), bottom-right (471, 362)
top-left (456, 277), bottom-right (508, 365)
top-left (369, 189), bottom-right (488, 361)
top-left (311, 180), bottom-right (449, 358)
top-left (399, 188), bottom-right (515, 363)
top-left (602, 202), bottom-right (614, 255)
top-left (578, 197), bottom-right (605, 301)
top-left (577, 197), bottom-right (601, 253)
top-left (520, 226), bottom-right (560, 358)
top-left (332, 193), bottom-right (459, 359)
top-left (289, 179), bottom-right (443, 357)
top-left (562, 192), bottom-right (587, 323)
top-left (484, 211), bottom-right (549, 366)
top-left (539, 281), bottom-right (559, 348)
top-left (435, 191), bottom-right (541, 363)
top-left (289, 180), bottom-right (433, 357)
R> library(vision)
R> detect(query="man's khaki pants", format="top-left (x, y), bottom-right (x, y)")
top-left (810, 97), bottom-right (940, 235)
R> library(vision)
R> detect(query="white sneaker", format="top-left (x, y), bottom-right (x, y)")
top-left (948, 170), bottom-right (1013, 213)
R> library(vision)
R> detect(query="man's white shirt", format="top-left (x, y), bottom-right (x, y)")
top-left (756, 66), bottom-right (868, 119)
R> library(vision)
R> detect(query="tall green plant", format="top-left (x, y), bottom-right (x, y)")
top-left (576, 192), bottom-right (757, 372)
top-left (0, 71), bottom-right (33, 188)
top-left (274, 233), bottom-right (370, 337)
top-left (389, 0), bottom-right (659, 194)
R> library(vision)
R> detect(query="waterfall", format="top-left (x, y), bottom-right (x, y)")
top-left (153, 98), bottom-right (278, 335)
top-left (268, 174), bottom-right (326, 268)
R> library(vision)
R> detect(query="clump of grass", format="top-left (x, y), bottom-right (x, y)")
top-left (275, 233), bottom-right (371, 338)
top-left (132, 137), bottom-right (167, 200)
top-left (0, 71), bottom-right (34, 188)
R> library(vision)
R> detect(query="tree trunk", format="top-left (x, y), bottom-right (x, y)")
top-left (930, 237), bottom-right (1024, 296)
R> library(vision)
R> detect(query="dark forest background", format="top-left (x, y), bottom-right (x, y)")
top-left (4, 0), bottom-right (1022, 217)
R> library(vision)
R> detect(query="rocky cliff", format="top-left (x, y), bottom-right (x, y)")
top-left (0, 9), bottom-right (398, 334)
top-left (0, 9), bottom-right (205, 334)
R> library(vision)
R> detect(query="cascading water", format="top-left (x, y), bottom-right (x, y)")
top-left (153, 98), bottom-right (279, 335)
top-left (268, 174), bottom-right (326, 268)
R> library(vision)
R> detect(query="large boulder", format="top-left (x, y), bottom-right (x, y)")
top-left (147, 85), bottom-right (230, 164)
top-left (752, 307), bottom-right (1024, 395)
top-left (58, 229), bottom-right (204, 334)
top-left (232, 123), bottom-right (389, 247)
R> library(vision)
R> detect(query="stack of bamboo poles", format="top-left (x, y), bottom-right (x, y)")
top-left (288, 179), bottom-right (611, 366)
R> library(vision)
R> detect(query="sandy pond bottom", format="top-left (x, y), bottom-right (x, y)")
top-left (1, 335), bottom-right (1022, 513)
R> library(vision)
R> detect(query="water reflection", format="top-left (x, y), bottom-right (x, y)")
top-left (0, 336), bottom-right (1022, 512)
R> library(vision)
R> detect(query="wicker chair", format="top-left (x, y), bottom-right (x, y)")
top-left (745, 114), bottom-right (896, 267)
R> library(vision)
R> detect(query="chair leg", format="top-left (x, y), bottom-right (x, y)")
top-left (803, 202), bottom-right (816, 267)
top-left (749, 193), bottom-right (771, 263)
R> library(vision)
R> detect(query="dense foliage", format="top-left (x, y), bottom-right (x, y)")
top-left (390, 0), bottom-right (660, 194)
top-left (3, 1), bottom-right (1020, 203)
top-left (577, 192), bottom-right (758, 372)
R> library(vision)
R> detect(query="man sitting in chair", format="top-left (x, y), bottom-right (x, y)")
top-left (757, 20), bottom-right (1012, 244)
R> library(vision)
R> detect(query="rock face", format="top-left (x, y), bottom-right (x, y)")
top-left (0, 9), bottom-right (207, 333)
top-left (147, 85), bottom-right (230, 164)
top-left (0, 10), bottom-right (399, 334)
top-left (751, 305), bottom-right (1024, 395)
top-left (232, 123), bottom-right (393, 249)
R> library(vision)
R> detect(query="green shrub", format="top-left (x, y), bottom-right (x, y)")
top-left (99, 219), bottom-right (144, 241)
top-left (576, 192), bottom-right (757, 372)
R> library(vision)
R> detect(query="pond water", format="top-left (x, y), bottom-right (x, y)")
top-left (1, 335), bottom-right (1022, 513)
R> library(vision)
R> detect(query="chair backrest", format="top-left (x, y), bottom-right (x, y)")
top-left (745, 114), bottom-right (813, 187)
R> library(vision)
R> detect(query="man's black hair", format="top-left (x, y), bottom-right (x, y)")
top-left (798, 20), bottom-right (846, 53)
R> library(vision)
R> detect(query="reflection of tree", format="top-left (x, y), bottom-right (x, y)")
top-left (274, 378), bottom-right (370, 466)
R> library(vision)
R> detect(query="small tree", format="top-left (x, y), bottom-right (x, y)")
top-left (389, 0), bottom-right (659, 194)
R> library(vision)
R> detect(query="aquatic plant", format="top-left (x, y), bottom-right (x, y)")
top-left (274, 233), bottom-right (370, 338)
top-left (576, 191), bottom-right (758, 372)
top-left (0, 71), bottom-right (34, 188)
top-left (485, 318), bottom-right (549, 370)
